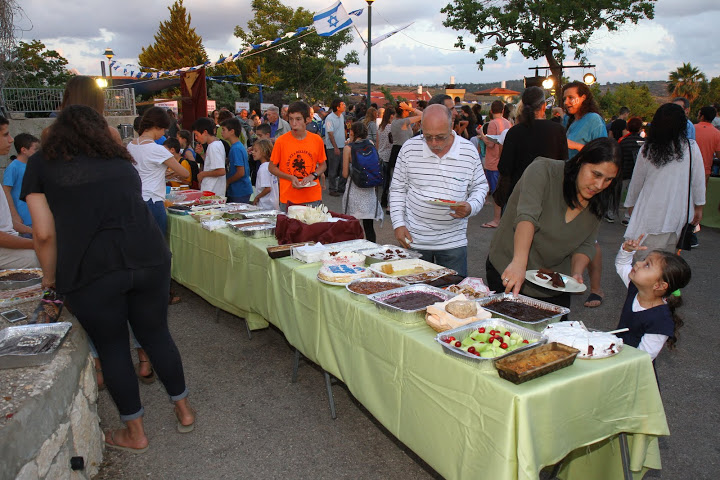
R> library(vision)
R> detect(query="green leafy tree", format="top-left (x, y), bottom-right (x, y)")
top-left (597, 82), bottom-right (660, 121)
top-left (208, 82), bottom-right (242, 110)
top-left (689, 76), bottom-right (720, 119)
top-left (5, 40), bottom-right (73, 88)
top-left (234, 0), bottom-right (358, 103)
top-left (138, 0), bottom-right (208, 71)
top-left (667, 62), bottom-right (706, 103)
top-left (441, 0), bottom-right (655, 92)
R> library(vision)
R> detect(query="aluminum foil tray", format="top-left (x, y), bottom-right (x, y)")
top-left (239, 210), bottom-right (282, 219)
top-left (435, 319), bottom-right (547, 371)
top-left (236, 225), bottom-right (276, 238)
top-left (358, 245), bottom-right (423, 264)
top-left (475, 293), bottom-right (569, 332)
top-left (0, 269), bottom-right (43, 291)
top-left (368, 284), bottom-right (457, 324)
top-left (0, 322), bottom-right (73, 369)
top-left (345, 278), bottom-right (409, 301)
top-left (228, 220), bottom-right (275, 234)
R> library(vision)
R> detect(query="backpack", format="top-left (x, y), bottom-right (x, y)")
top-left (350, 139), bottom-right (383, 188)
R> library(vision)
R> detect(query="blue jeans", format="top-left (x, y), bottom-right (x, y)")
top-left (413, 246), bottom-right (468, 277)
top-left (228, 194), bottom-right (252, 204)
top-left (146, 199), bottom-right (167, 236)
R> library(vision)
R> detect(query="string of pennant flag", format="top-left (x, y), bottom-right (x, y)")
top-left (110, 2), bottom-right (363, 80)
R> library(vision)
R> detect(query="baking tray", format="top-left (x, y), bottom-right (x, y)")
top-left (189, 210), bottom-right (223, 222)
top-left (368, 284), bottom-right (457, 324)
top-left (435, 319), bottom-right (547, 371)
top-left (494, 342), bottom-right (580, 384)
top-left (357, 245), bottom-right (423, 264)
top-left (368, 259), bottom-right (456, 284)
top-left (266, 242), bottom-right (313, 259)
top-left (476, 294), bottom-right (569, 332)
top-left (239, 209), bottom-right (282, 219)
top-left (0, 322), bottom-right (73, 369)
top-left (167, 205), bottom-right (192, 216)
top-left (0, 269), bottom-right (43, 291)
top-left (222, 203), bottom-right (259, 212)
top-left (235, 224), bottom-right (276, 238)
top-left (345, 277), bottom-right (409, 300)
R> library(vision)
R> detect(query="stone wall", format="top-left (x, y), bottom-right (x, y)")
top-left (1, 320), bottom-right (104, 480)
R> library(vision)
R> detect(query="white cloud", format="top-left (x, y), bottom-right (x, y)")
top-left (15, 0), bottom-right (720, 87)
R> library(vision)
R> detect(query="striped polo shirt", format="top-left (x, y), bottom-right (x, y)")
top-left (389, 132), bottom-right (488, 250)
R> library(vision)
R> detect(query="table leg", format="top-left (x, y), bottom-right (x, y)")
top-left (618, 432), bottom-right (633, 480)
top-left (214, 307), bottom-right (221, 323)
top-left (244, 317), bottom-right (252, 340)
top-left (324, 371), bottom-right (337, 420)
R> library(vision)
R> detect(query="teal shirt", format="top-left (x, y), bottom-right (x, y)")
top-left (563, 112), bottom-right (607, 158)
top-left (2, 159), bottom-right (31, 226)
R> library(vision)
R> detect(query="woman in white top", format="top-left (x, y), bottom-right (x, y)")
top-left (624, 103), bottom-right (706, 259)
top-left (127, 107), bottom-right (189, 236)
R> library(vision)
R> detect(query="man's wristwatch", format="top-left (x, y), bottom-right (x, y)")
top-left (312, 172), bottom-right (319, 179)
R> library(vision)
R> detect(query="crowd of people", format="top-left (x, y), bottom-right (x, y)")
top-left (0, 73), bottom-right (718, 453)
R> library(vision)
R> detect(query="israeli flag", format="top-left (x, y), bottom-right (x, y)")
top-left (313, 1), bottom-right (353, 37)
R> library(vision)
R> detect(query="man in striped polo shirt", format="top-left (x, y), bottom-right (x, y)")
top-left (389, 104), bottom-right (488, 276)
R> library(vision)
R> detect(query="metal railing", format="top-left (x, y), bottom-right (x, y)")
top-left (1, 87), bottom-right (136, 116)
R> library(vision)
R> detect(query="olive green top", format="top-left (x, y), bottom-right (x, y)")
top-left (488, 158), bottom-right (599, 298)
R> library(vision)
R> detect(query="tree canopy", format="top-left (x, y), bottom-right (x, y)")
top-left (138, 0), bottom-right (208, 71)
top-left (596, 82), bottom-right (659, 120)
top-left (234, 0), bottom-right (358, 103)
top-left (5, 40), bottom-right (73, 88)
top-left (441, 0), bottom-right (655, 84)
top-left (667, 62), bottom-right (706, 103)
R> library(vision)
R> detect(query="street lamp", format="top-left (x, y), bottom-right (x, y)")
top-left (103, 48), bottom-right (115, 88)
top-left (366, 0), bottom-right (374, 108)
top-left (95, 78), bottom-right (108, 89)
top-left (583, 72), bottom-right (596, 86)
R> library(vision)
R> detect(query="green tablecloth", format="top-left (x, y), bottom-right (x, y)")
top-left (168, 215), bottom-right (669, 480)
top-left (701, 177), bottom-right (720, 228)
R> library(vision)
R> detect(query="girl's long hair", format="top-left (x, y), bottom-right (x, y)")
top-left (642, 103), bottom-right (688, 167)
top-left (652, 251), bottom-right (692, 349)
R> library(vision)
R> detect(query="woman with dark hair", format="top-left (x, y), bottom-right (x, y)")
top-left (486, 138), bottom-right (621, 307)
top-left (562, 81), bottom-right (609, 307)
top-left (623, 103), bottom-right (705, 258)
top-left (127, 107), bottom-right (189, 235)
top-left (22, 105), bottom-right (195, 453)
top-left (342, 122), bottom-right (383, 242)
top-left (460, 105), bottom-right (478, 138)
top-left (497, 87), bottom-right (568, 205)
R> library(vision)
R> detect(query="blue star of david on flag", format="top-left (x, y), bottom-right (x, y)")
top-left (313, 1), bottom-right (354, 37)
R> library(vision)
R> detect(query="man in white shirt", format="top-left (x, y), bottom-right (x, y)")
top-left (0, 116), bottom-right (39, 268)
top-left (192, 117), bottom-right (227, 196)
top-left (324, 98), bottom-right (346, 196)
top-left (389, 105), bottom-right (488, 276)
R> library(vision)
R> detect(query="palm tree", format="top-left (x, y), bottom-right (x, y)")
top-left (668, 63), bottom-right (706, 102)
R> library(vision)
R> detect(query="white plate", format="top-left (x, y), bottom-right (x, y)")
top-left (317, 274), bottom-right (371, 286)
top-left (525, 270), bottom-right (587, 293)
top-left (427, 199), bottom-right (459, 206)
top-left (577, 345), bottom-right (623, 360)
top-left (296, 181), bottom-right (318, 188)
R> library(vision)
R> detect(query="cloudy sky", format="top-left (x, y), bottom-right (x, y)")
top-left (16, 0), bottom-right (720, 88)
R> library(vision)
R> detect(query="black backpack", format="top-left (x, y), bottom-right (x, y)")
top-left (349, 139), bottom-right (383, 188)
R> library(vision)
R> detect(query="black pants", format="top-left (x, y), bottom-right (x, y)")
top-left (362, 218), bottom-right (376, 243)
top-left (485, 257), bottom-right (571, 309)
top-left (381, 145), bottom-right (402, 207)
top-left (66, 262), bottom-right (188, 420)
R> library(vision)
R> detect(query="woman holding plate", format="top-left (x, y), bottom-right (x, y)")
top-left (486, 138), bottom-right (620, 307)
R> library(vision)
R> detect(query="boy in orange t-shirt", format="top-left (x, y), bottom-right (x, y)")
top-left (269, 101), bottom-right (327, 209)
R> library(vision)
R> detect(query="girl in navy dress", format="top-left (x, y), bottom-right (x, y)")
top-left (615, 234), bottom-right (691, 360)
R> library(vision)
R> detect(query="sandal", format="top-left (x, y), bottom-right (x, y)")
top-left (135, 360), bottom-right (156, 384)
top-left (104, 430), bottom-right (148, 454)
top-left (584, 293), bottom-right (604, 308)
top-left (481, 222), bottom-right (498, 228)
top-left (175, 406), bottom-right (196, 433)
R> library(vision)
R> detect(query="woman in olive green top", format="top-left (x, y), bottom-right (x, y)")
top-left (486, 138), bottom-right (620, 307)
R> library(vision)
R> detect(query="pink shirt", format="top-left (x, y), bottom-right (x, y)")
top-left (484, 117), bottom-right (512, 171)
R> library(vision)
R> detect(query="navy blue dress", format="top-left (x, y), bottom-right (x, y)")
top-left (616, 283), bottom-right (675, 348)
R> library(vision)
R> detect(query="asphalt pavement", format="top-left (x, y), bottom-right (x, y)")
top-left (95, 196), bottom-right (719, 479)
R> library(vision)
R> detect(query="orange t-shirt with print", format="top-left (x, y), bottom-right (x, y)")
top-left (270, 131), bottom-right (327, 204)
